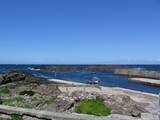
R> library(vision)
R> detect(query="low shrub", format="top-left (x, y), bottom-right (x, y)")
top-left (11, 114), bottom-right (22, 120)
top-left (0, 87), bottom-right (10, 94)
top-left (19, 90), bottom-right (35, 96)
top-left (2, 97), bottom-right (28, 108)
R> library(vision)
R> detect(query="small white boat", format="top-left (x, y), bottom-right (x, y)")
top-left (87, 77), bottom-right (100, 84)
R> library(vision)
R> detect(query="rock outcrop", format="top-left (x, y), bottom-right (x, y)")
top-left (103, 95), bottom-right (147, 117)
top-left (56, 100), bottom-right (74, 112)
top-left (57, 90), bottom-right (147, 117)
top-left (0, 72), bottom-right (26, 85)
top-left (57, 91), bottom-right (97, 102)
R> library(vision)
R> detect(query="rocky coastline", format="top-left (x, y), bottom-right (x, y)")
top-left (0, 71), bottom-right (159, 120)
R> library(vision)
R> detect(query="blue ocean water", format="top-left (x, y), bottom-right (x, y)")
top-left (0, 65), bottom-right (160, 94)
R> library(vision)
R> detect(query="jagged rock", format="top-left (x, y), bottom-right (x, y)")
top-left (103, 94), bottom-right (147, 117)
top-left (0, 75), bottom-right (4, 84)
top-left (71, 91), bottom-right (97, 101)
top-left (57, 91), bottom-right (97, 103)
top-left (56, 100), bottom-right (74, 112)
top-left (131, 110), bottom-right (141, 117)
top-left (0, 72), bottom-right (26, 85)
top-left (34, 84), bottom-right (60, 97)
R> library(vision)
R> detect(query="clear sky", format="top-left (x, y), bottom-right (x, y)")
top-left (0, 0), bottom-right (160, 64)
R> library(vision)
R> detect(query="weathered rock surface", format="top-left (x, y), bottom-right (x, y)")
top-left (57, 91), bottom-right (97, 102)
top-left (103, 94), bottom-right (147, 117)
top-left (56, 100), bottom-right (74, 112)
top-left (23, 115), bottom-right (45, 120)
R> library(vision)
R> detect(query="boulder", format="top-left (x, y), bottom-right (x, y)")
top-left (103, 95), bottom-right (147, 117)
top-left (0, 72), bottom-right (26, 85)
top-left (0, 74), bottom-right (4, 84)
top-left (56, 100), bottom-right (74, 112)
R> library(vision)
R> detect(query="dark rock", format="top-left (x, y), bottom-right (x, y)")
top-left (131, 109), bottom-right (141, 117)
top-left (103, 95), bottom-right (147, 117)
top-left (0, 74), bottom-right (4, 84)
top-left (56, 100), bottom-right (74, 112)
top-left (0, 72), bottom-right (26, 85)
top-left (0, 98), bottom-right (2, 104)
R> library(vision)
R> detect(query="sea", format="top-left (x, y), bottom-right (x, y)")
top-left (0, 65), bottom-right (160, 94)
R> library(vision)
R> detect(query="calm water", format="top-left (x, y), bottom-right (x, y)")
top-left (0, 65), bottom-right (160, 94)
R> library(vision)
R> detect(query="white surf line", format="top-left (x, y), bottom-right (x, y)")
top-left (48, 78), bottom-right (85, 85)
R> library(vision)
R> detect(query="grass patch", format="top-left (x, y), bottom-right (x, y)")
top-left (45, 98), bottom-right (56, 105)
top-left (2, 97), bottom-right (32, 108)
top-left (19, 90), bottom-right (35, 96)
top-left (75, 98), bottom-right (111, 116)
top-left (10, 114), bottom-right (22, 120)
top-left (2, 97), bottom-right (25, 106)
top-left (0, 118), bottom-right (10, 120)
top-left (0, 114), bottom-right (22, 120)
top-left (0, 87), bottom-right (10, 94)
top-left (7, 84), bottom-right (16, 90)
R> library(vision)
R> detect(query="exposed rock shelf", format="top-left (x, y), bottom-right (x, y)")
top-left (114, 69), bottom-right (160, 79)
top-left (129, 78), bottom-right (160, 86)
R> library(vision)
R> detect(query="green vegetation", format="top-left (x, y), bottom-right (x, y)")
top-left (0, 114), bottom-right (22, 120)
top-left (19, 90), bottom-right (35, 96)
top-left (2, 97), bottom-right (31, 108)
top-left (0, 118), bottom-right (10, 120)
top-left (7, 84), bottom-right (16, 90)
top-left (0, 87), bottom-right (10, 94)
top-left (10, 114), bottom-right (22, 120)
top-left (45, 97), bottom-right (56, 105)
top-left (75, 98), bottom-right (111, 116)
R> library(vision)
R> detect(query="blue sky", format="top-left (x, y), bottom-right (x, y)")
top-left (0, 0), bottom-right (160, 64)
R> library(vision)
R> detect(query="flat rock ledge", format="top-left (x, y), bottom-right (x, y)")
top-left (0, 105), bottom-right (114, 120)
top-left (0, 105), bottom-right (159, 120)
top-left (129, 78), bottom-right (160, 86)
